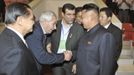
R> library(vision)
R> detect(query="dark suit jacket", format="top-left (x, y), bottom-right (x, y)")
top-left (77, 24), bottom-right (117, 75)
top-left (0, 28), bottom-right (39, 75)
top-left (25, 22), bottom-right (64, 70)
top-left (107, 23), bottom-right (122, 60)
top-left (107, 23), bottom-right (122, 74)
top-left (51, 20), bottom-right (84, 62)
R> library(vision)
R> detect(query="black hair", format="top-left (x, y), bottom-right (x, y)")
top-left (100, 7), bottom-right (112, 17)
top-left (75, 7), bottom-right (82, 15)
top-left (62, 3), bottom-right (75, 14)
top-left (82, 3), bottom-right (99, 14)
top-left (5, 2), bottom-right (31, 25)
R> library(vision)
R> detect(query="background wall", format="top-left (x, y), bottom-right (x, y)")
top-left (31, 0), bottom-right (122, 29)
top-left (33, 0), bottom-right (95, 19)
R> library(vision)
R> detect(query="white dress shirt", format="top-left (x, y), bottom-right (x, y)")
top-left (57, 21), bottom-right (72, 53)
top-left (104, 22), bottom-right (111, 29)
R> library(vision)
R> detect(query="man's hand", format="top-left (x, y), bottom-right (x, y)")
top-left (64, 50), bottom-right (72, 61)
top-left (72, 64), bottom-right (76, 74)
top-left (46, 43), bottom-right (52, 53)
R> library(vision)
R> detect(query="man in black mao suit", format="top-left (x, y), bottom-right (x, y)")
top-left (0, 3), bottom-right (39, 75)
top-left (50, 3), bottom-right (84, 75)
top-left (77, 3), bottom-right (117, 75)
top-left (99, 7), bottom-right (122, 74)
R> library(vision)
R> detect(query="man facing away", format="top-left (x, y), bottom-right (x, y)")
top-left (77, 3), bottom-right (117, 75)
top-left (0, 2), bottom-right (39, 75)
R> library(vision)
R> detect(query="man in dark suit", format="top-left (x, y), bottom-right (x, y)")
top-left (77, 3), bottom-right (117, 75)
top-left (99, 7), bottom-right (122, 74)
top-left (50, 3), bottom-right (84, 75)
top-left (26, 11), bottom-right (72, 74)
top-left (0, 2), bottom-right (39, 75)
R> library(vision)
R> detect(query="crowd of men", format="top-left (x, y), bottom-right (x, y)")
top-left (0, 1), bottom-right (122, 75)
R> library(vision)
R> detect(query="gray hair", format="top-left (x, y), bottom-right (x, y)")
top-left (5, 2), bottom-right (31, 25)
top-left (39, 11), bottom-right (57, 22)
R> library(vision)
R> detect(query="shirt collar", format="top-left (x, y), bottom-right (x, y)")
top-left (104, 22), bottom-right (111, 29)
top-left (7, 26), bottom-right (27, 46)
top-left (61, 20), bottom-right (73, 28)
top-left (40, 23), bottom-right (46, 34)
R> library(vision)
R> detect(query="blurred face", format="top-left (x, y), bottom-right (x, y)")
top-left (82, 10), bottom-right (94, 30)
top-left (21, 9), bottom-right (35, 33)
top-left (99, 11), bottom-right (111, 26)
top-left (62, 9), bottom-right (75, 24)
top-left (42, 16), bottom-right (57, 34)
top-left (76, 11), bottom-right (82, 24)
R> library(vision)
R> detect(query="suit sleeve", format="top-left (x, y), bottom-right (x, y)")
top-left (114, 30), bottom-right (122, 60)
top-left (99, 33), bottom-right (117, 75)
top-left (72, 26), bottom-right (85, 63)
top-left (26, 32), bottom-right (64, 64)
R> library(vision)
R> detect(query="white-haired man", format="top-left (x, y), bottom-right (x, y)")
top-left (26, 11), bottom-right (72, 75)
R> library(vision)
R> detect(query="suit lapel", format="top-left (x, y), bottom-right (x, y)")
top-left (5, 28), bottom-right (28, 48)
top-left (56, 21), bottom-right (74, 51)
top-left (54, 21), bottom-right (62, 52)
top-left (107, 23), bottom-right (114, 33)
top-left (66, 24), bottom-right (74, 49)
top-left (2, 28), bottom-right (39, 73)
top-left (55, 22), bottom-right (78, 51)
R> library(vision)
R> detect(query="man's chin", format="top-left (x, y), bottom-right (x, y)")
top-left (68, 23), bottom-right (73, 25)
top-left (46, 31), bottom-right (51, 34)
top-left (28, 29), bottom-right (33, 33)
top-left (48, 31), bottom-right (52, 34)
top-left (30, 29), bottom-right (33, 32)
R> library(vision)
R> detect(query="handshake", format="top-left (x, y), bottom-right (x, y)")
top-left (64, 50), bottom-right (72, 61)
top-left (46, 43), bottom-right (72, 61)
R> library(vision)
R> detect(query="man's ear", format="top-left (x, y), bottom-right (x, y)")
top-left (108, 17), bottom-right (112, 21)
top-left (61, 12), bottom-right (65, 18)
top-left (16, 16), bottom-right (23, 25)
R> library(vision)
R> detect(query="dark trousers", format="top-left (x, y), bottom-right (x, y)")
top-left (52, 62), bottom-right (73, 75)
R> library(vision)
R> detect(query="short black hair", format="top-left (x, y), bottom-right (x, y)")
top-left (82, 3), bottom-right (99, 14)
top-left (62, 3), bottom-right (75, 14)
top-left (100, 7), bottom-right (112, 17)
top-left (75, 7), bottom-right (82, 15)
top-left (5, 2), bottom-right (31, 25)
